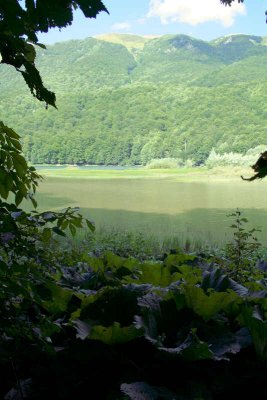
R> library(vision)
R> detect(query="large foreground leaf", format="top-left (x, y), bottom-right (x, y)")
top-left (182, 285), bottom-right (239, 321)
top-left (241, 306), bottom-right (267, 361)
top-left (158, 329), bottom-right (213, 361)
top-left (73, 319), bottom-right (142, 344)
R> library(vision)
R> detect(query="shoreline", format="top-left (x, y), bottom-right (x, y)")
top-left (35, 165), bottom-right (254, 182)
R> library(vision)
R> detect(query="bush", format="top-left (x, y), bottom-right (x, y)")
top-left (146, 157), bottom-right (183, 169)
top-left (205, 145), bottom-right (267, 168)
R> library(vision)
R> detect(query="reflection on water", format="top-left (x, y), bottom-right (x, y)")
top-left (33, 177), bottom-right (267, 244)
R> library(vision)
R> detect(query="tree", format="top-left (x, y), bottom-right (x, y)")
top-left (0, 0), bottom-right (108, 204)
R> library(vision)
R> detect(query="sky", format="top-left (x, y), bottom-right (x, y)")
top-left (37, 0), bottom-right (267, 44)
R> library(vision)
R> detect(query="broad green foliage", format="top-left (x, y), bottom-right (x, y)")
top-left (0, 121), bottom-right (40, 206)
top-left (181, 285), bottom-right (238, 321)
top-left (1, 244), bottom-right (265, 397)
top-left (1, 196), bottom-right (267, 398)
top-left (241, 306), bottom-right (267, 361)
top-left (75, 320), bottom-right (142, 344)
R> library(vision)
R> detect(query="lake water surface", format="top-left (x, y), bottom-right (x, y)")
top-left (34, 175), bottom-right (267, 246)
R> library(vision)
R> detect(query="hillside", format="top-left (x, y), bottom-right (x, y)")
top-left (95, 33), bottom-right (152, 51)
top-left (0, 33), bottom-right (267, 165)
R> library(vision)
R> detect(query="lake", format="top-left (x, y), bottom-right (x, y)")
top-left (32, 171), bottom-right (267, 246)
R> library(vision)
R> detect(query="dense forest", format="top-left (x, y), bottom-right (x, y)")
top-left (1, 33), bottom-right (267, 165)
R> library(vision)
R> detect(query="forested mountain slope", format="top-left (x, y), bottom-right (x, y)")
top-left (0, 33), bottom-right (267, 165)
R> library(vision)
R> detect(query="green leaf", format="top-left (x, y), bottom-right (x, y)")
top-left (0, 183), bottom-right (8, 199)
top-left (210, 328), bottom-right (251, 361)
top-left (13, 159), bottom-right (25, 178)
top-left (12, 153), bottom-right (28, 169)
top-left (241, 306), bottom-right (267, 361)
top-left (0, 168), bottom-right (7, 183)
top-left (69, 224), bottom-right (76, 236)
top-left (69, 215), bottom-right (82, 228)
top-left (24, 42), bottom-right (36, 62)
top-left (86, 219), bottom-right (95, 232)
top-left (29, 195), bottom-right (37, 208)
top-left (164, 253), bottom-right (197, 267)
top-left (20, 61), bottom-right (57, 107)
top-left (159, 330), bottom-right (213, 361)
top-left (42, 228), bottom-right (52, 242)
top-left (138, 262), bottom-right (181, 287)
top-left (9, 137), bottom-right (22, 150)
top-left (104, 251), bottom-right (125, 269)
top-left (43, 283), bottom-right (73, 314)
top-left (201, 268), bottom-right (248, 296)
top-left (5, 174), bottom-right (14, 191)
top-left (60, 219), bottom-right (69, 230)
top-left (76, 0), bottom-right (109, 18)
top-left (2, 125), bottom-right (20, 140)
top-left (182, 285), bottom-right (238, 321)
top-left (52, 226), bottom-right (66, 236)
top-left (35, 42), bottom-right (47, 49)
top-left (15, 191), bottom-right (24, 206)
top-left (136, 292), bottom-right (164, 342)
top-left (89, 322), bottom-right (141, 345)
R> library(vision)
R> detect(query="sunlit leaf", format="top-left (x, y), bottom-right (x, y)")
top-left (89, 322), bottom-right (141, 345)
top-left (182, 285), bottom-right (238, 321)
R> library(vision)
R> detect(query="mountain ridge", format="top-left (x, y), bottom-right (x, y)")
top-left (0, 33), bottom-right (266, 165)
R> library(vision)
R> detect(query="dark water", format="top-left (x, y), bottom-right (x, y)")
top-left (32, 176), bottom-right (267, 246)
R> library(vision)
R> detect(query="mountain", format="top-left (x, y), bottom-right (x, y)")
top-left (0, 33), bottom-right (266, 165)
top-left (94, 33), bottom-right (153, 51)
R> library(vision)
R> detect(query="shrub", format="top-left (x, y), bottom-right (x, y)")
top-left (146, 157), bottom-right (183, 169)
top-left (205, 146), bottom-right (267, 168)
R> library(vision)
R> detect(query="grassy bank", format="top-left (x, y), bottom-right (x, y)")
top-left (36, 165), bottom-right (252, 182)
